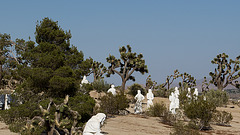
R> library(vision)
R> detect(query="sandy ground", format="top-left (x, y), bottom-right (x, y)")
top-left (101, 97), bottom-right (240, 135)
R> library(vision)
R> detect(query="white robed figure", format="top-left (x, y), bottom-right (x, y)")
top-left (174, 87), bottom-right (180, 110)
top-left (169, 92), bottom-right (176, 114)
top-left (193, 88), bottom-right (198, 99)
top-left (83, 113), bottom-right (106, 135)
top-left (134, 90), bottom-right (145, 114)
top-left (107, 85), bottom-right (116, 96)
top-left (146, 89), bottom-right (154, 108)
top-left (80, 75), bottom-right (89, 87)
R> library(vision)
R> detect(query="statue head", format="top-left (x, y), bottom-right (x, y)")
top-left (96, 113), bottom-right (106, 125)
top-left (111, 85), bottom-right (115, 88)
top-left (175, 87), bottom-right (178, 91)
top-left (137, 90), bottom-right (141, 94)
top-left (83, 75), bottom-right (86, 80)
top-left (148, 89), bottom-right (152, 93)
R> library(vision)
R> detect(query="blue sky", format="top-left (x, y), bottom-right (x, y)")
top-left (1, 1), bottom-right (240, 86)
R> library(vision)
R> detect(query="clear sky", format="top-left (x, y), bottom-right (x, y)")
top-left (1, 1), bottom-right (240, 86)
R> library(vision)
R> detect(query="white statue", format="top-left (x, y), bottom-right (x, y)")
top-left (134, 90), bottom-right (145, 114)
top-left (169, 87), bottom-right (180, 114)
top-left (146, 89), bottom-right (154, 108)
top-left (83, 113), bottom-right (106, 135)
top-left (80, 75), bottom-right (89, 87)
top-left (174, 87), bottom-right (180, 109)
top-left (169, 92), bottom-right (176, 114)
top-left (4, 94), bottom-right (9, 110)
top-left (107, 85), bottom-right (116, 96)
top-left (187, 88), bottom-right (191, 99)
top-left (194, 88), bottom-right (198, 99)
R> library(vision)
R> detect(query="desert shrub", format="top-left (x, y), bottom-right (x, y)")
top-left (128, 83), bottom-right (146, 96)
top-left (170, 121), bottom-right (201, 135)
top-left (152, 89), bottom-right (165, 97)
top-left (183, 96), bottom-right (216, 130)
top-left (162, 111), bottom-right (177, 126)
top-left (205, 89), bottom-right (229, 107)
top-left (100, 93), bottom-right (129, 115)
top-left (92, 79), bottom-right (110, 93)
top-left (212, 110), bottom-right (233, 126)
top-left (146, 102), bottom-right (167, 117)
top-left (80, 83), bottom-right (93, 94)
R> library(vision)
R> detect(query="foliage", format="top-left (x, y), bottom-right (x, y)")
top-left (209, 53), bottom-right (240, 90)
top-left (89, 58), bottom-right (107, 81)
top-left (23, 95), bottom-right (83, 135)
top-left (145, 75), bottom-right (157, 90)
top-left (179, 72), bottom-right (196, 90)
top-left (205, 89), bottom-right (229, 107)
top-left (92, 79), bottom-right (110, 93)
top-left (100, 93), bottom-right (129, 115)
top-left (212, 110), bottom-right (233, 126)
top-left (183, 96), bottom-right (216, 130)
top-left (0, 33), bottom-right (20, 89)
top-left (170, 121), bottom-right (201, 135)
top-left (17, 17), bottom-right (91, 98)
top-left (128, 83), bottom-right (146, 96)
top-left (145, 102), bottom-right (167, 117)
top-left (106, 45), bottom-right (148, 91)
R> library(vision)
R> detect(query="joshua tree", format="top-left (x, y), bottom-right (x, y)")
top-left (106, 45), bottom-right (148, 91)
top-left (179, 72), bottom-right (196, 90)
top-left (202, 77), bottom-right (210, 92)
top-left (146, 75), bottom-right (157, 91)
top-left (209, 53), bottom-right (240, 91)
top-left (89, 58), bottom-right (107, 81)
top-left (162, 69), bottom-right (181, 90)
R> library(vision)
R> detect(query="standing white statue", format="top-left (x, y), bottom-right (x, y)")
top-left (169, 87), bottom-right (180, 114)
top-left (107, 85), bottom-right (116, 96)
top-left (174, 87), bottom-right (180, 109)
top-left (146, 89), bottom-right (154, 108)
top-left (169, 92), bottom-right (176, 114)
top-left (187, 88), bottom-right (191, 99)
top-left (134, 90), bottom-right (145, 114)
top-left (4, 94), bottom-right (9, 110)
top-left (80, 75), bottom-right (89, 87)
top-left (83, 113), bottom-right (106, 135)
top-left (193, 88), bottom-right (198, 99)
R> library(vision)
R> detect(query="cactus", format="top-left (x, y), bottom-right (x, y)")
top-left (106, 45), bottom-right (148, 91)
top-left (209, 53), bottom-right (240, 91)
top-left (26, 95), bottom-right (82, 135)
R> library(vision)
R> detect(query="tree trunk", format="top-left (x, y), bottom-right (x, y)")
top-left (121, 80), bottom-right (126, 92)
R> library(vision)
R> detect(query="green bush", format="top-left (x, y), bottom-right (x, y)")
top-left (128, 83), bottom-right (146, 96)
top-left (205, 89), bottom-right (229, 107)
top-left (92, 79), bottom-right (110, 93)
top-left (146, 102), bottom-right (167, 117)
top-left (183, 96), bottom-right (216, 130)
top-left (100, 93), bottom-right (129, 115)
top-left (212, 110), bottom-right (233, 126)
top-left (170, 121), bottom-right (201, 135)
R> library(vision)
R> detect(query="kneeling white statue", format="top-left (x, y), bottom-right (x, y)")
top-left (134, 90), bottom-right (145, 114)
top-left (83, 113), bottom-right (106, 135)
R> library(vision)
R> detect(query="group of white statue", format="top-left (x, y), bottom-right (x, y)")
top-left (134, 89), bottom-right (154, 114)
top-left (169, 87), bottom-right (198, 114)
top-left (81, 75), bottom-right (201, 134)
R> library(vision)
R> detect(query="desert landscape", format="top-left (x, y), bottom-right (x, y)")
top-left (0, 97), bottom-right (239, 135)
